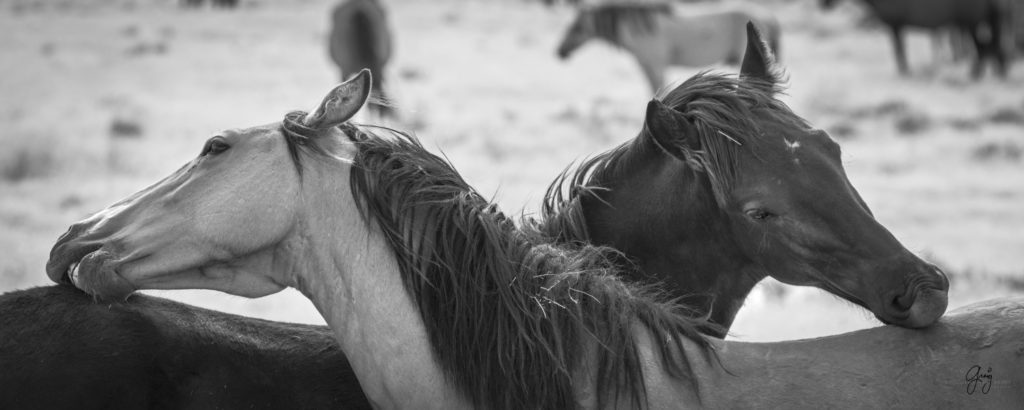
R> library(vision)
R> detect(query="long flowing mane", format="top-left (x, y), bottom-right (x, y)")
top-left (528, 72), bottom-right (808, 244)
top-left (588, 3), bottom-right (672, 45)
top-left (281, 116), bottom-right (716, 409)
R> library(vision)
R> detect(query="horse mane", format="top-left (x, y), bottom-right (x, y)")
top-left (588, 3), bottom-right (672, 45)
top-left (280, 115), bottom-right (717, 409)
top-left (530, 71), bottom-right (807, 243)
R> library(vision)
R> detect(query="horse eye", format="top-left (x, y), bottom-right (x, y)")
top-left (745, 208), bottom-right (774, 221)
top-left (202, 138), bottom-right (231, 157)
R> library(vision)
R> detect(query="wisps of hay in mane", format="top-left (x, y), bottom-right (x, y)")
top-left (279, 115), bottom-right (717, 409)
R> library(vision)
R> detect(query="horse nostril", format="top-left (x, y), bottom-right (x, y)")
top-left (891, 292), bottom-right (915, 313)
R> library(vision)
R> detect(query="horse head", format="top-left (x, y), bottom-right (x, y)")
top-left (607, 23), bottom-right (948, 328)
top-left (47, 71), bottom-right (374, 301)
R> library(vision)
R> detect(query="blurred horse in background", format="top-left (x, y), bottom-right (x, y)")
top-left (821, 0), bottom-right (1010, 78)
top-left (556, 2), bottom-right (779, 93)
top-left (329, 0), bottom-right (394, 118)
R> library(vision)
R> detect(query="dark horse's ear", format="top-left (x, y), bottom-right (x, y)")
top-left (644, 100), bottom-right (700, 160)
top-left (305, 69), bottom-right (372, 129)
top-left (739, 21), bottom-right (779, 89)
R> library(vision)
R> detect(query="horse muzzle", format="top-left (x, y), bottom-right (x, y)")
top-left (876, 266), bottom-right (950, 328)
top-left (47, 224), bottom-right (137, 300)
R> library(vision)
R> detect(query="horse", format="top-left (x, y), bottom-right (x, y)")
top-left (329, 0), bottom-right (394, 119)
top-left (821, 0), bottom-right (1009, 78)
top-left (540, 31), bottom-right (950, 335)
top-left (0, 285), bottom-right (370, 410)
top-left (47, 26), bottom-right (1020, 408)
top-left (556, 2), bottom-right (780, 93)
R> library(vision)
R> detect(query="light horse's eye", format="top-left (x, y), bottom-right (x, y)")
top-left (201, 137), bottom-right (231, 157)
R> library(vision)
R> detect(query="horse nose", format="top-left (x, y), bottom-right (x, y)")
top-left (46, 221), bottom-right (102, 285)
top-left (882, 266), bottom-right (949, 328)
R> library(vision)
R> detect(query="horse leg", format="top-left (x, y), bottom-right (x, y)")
top-left (889, 25), bottom-right (910, 75)
top-left (986, 2), bottom-right (1009, 78)
top-left (967, 24), bottom-right (986, 79)
top-left (370, 71), bottom-right (395, 119)
top-left (638, 62), bottom-right (664, 95)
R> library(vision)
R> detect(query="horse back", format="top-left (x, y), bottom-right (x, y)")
top-left (0, 285), bottom-right (371, 410)
top-left (0, 286), bottom-right (170, 409)
top-left (664, 4), bottom-right (779, 66)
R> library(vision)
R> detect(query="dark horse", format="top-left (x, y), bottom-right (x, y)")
top-left (0, 286), bottom-right (370, 410)
top-left (329, 0), bottom-right (394, 118)
top-left (821, 0), bottom-right (1009, 78)
top-left (536, 27), bottom-right (949, 335)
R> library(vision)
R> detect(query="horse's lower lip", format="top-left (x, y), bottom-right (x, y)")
top-left (65, 261), bottom-right (81, 286)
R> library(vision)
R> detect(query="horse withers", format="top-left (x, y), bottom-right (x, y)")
top-left (556, 2), bottom-right (780, 93)
top-left (329, 0), bottom-right (394, 118)
top-left (821, 0), bottom-right (1010, 78)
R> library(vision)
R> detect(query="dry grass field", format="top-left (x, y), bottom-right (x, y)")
top-left (1, 0), bottom-right (1022, 342)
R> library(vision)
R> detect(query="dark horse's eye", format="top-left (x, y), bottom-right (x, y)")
top-left (745, 208), bottom-right (774, 221)
top-left (201, 137), bottom-right (231, 157)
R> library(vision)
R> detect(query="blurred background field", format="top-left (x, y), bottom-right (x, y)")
top-left (0, 0), bottom-right (1022, 342)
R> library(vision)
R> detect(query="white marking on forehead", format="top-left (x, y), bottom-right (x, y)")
top-left (784, 138), bottom-right (801, 152)
top-left (784, 138), bottom-right (801, 165)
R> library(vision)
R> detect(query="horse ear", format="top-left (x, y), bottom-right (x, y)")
top-left (739, 21), bottom-right (778, 87)
top-left (643, 100), bottom-right (700, 160)
top-left (305, 69), bottom-right (372, 129)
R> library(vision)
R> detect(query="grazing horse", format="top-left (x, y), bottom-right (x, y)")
top-left (47, 27), bottom-right (1022, 409)
top-left (821, 0), bottom-right (1009, 78)
top-left (0, 286), bottom-right (370, 410)
top-left (556, 2), bottom-right (780, 92)
top-left (329, 0), bottom-right (394, 118)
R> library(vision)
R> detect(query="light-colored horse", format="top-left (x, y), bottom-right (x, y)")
top-left (49, 28), bottom-right (1024, 409)
top-left (557, 2), bottom-right (780, 93)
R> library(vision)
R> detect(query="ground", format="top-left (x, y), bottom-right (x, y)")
top-left (0, 0), bottom-right (1021, 341)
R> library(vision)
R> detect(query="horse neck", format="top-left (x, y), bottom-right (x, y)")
top-left (583, 137), bottom-right (764, 334)
top-left (284, 173), bottom-right (470, 409)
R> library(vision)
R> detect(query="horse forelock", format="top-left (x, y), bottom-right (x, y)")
top-left (344, 129), bottom-right (715, 409)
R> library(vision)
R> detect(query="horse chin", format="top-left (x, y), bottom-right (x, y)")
top-left (68, 250), bottom-right (137, 301)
